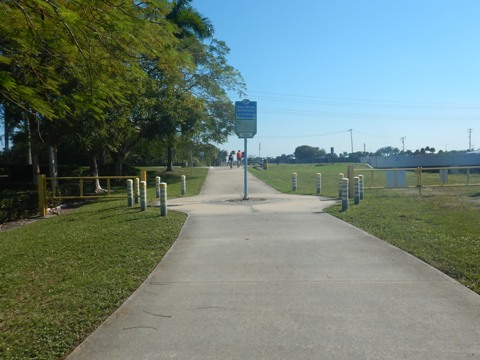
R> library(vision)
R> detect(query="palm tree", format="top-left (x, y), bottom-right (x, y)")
top-left (163, 0), bottom-right (214, 170)
top-left (166, 0), bottom-right (214, 40)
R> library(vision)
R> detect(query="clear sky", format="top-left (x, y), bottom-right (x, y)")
top-left (194, 0), bottom-right (480, 158)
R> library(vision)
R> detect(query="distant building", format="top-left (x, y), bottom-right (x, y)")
top-left (360, 153), bottom-right (480, 168)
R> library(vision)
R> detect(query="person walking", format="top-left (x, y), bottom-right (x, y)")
top-left (236, 150), bottom-right (243, 167)
top-left (228, 151), bottom-right (235, 169)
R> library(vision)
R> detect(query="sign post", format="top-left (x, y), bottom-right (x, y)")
top-left (235, 100), bottom-right (257, 200)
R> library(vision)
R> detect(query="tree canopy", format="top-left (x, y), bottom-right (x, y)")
top-left (1, 0), bottom-right (245, 178)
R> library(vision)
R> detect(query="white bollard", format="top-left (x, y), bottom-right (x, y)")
top-left (140, 181), bottom-right (147, 211)
top-left (358, 174), bottom-right (364, 200)
top-left (342, 178), bottom-right (349, 211)
top-left (160, 182), bottom-right (167, 216)
top-left (316, 173), bottom-right (321, 194)
top-left (354, 177), bottom-right (360, 205)
top-left (127, 179), bottom-right (133, 207)
top-left (134, 177), bottom-right (140, 204)
top-left (292, 172), bottom-right (297, 191)
top-left (181, 175), bottom-right (186, 195)
top-left (338, 173), bottom-right (344, 198)
top-left (155, 176), bottom-right (161, 198)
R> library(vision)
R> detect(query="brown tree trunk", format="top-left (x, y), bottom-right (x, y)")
top-left (28, 112), bottom-right (42, 184)
top-left (89, 153), bottom-right (105, 193)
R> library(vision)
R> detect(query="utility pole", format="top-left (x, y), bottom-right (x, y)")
top-left (259, 142), bottom-right (261, 158)
top-left (400, 136), bottom-right (406, 152)
top-left (468, 128), bottom-right (473, 150)
top-left (348, 129), bottom-right (353, 154)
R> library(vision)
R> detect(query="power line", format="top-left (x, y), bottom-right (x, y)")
top-left (257, 129), bottom-right (349, 139)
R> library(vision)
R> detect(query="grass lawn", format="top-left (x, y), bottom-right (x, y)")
top-left (251, 164), bottom-right (480, 295)
top-left (0, 167), bottom-right (208, 360)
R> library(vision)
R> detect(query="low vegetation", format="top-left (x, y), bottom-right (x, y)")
top-left (0, 167), bottom-right (208, 360)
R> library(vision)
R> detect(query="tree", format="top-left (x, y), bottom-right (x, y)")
top-left (294, 145), bottom-right (325, 163)
top-left (374, 146), bottom-right (400, 156)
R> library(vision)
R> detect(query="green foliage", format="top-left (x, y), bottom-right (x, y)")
top-left (0, 189), bottom-right (38, 223)
top-left (1, 0), bottom-right (243, 180)
top-left (294, 145), bottom-right (326, 162)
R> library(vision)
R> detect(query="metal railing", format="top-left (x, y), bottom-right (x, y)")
top-left (352, 166), bottom-right (480, 190)
top-left (37, 171), bottom-right (147, 216)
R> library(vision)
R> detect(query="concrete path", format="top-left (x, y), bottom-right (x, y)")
top-left (67, 166), bottom-right (480, 360)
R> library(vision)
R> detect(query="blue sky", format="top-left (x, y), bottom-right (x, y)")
top-left (194, 0), bottom-right (480, 157)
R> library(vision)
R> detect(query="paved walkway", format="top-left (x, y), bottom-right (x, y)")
top-left (67, 166), bottom-right (480, 359)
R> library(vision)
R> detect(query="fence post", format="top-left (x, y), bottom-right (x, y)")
top-left (338, 173), bottom-right (344, 197)
top-left (292, 172), bottom-right (297, 191)
top-left (160, 182), bottom-right (168, 216)
top-left (316, 173), bottom-right (321, 194)
top-left (134, 177), bottom-right (140, 204)
top-left (347, 165), bottom-right (354, 198)
top-left (416, 167), bottom-right (423, 195)
top-left (155, 176), bottom-right (161, 198)
top-left (140, 181), bottom-right (147, 211)
top-left (127, 179), bottom-right (134, 207)
top-left (342, 178), bottom-right (349, 211)
top-left (181, 175), bottom-right (186, 195)
top-left (79, 179), bottom-right (84, 198)
top-left (37, 174), bottom-right (47, 217)
top-left (354, 177), bottom-right (360, 205)
top-left (358, 174), bottom-right (364, 200)
top-left (140, 170), bottom-right (147, 183)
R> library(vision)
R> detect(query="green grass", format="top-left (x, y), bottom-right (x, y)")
top-left (0, 167), bottom-right (208, 360)
top-left (325, 187), bottom-right (480, 293)
top-left (251, 164), bottom-right (480, 295)
top-left (250, 163), bottom-right (366, 198)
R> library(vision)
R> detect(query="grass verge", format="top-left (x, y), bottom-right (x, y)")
top-left (251, 164), bottom-right (480, 295)
top-left (0, 167), bottom-right (208, 360)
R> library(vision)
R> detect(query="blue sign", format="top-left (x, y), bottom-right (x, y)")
top-left (235, 100), bottom-right (257, 120)
top-left (235, 100), bottom-right (257, 138)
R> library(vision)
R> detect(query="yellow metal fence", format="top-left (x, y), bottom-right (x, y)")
top-left (352, 166), bottom-right (480, 190)
top-left (38, 171), bottom-right (147, 216)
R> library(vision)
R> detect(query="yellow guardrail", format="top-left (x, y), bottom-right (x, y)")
top-left (351, 165), bottom-right (480, 191)
top-left (38, 171), bottom-right (147, 216)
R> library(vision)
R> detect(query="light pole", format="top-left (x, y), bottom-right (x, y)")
top-left (348, 129), bottom-right (353, 154)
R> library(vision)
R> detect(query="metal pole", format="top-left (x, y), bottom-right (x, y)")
top-left (160, 182), bottom-right (168, 216)
top-left (127, 179), bottom-right (134, 207)
top-left (243, 138), bottom-right (248, 200)
top-left (342, 178), bottom-right (349, 211)
top-left (354, 177), bottom-right (360, 205)
top-left (140, 181), bottom-right (147, 211)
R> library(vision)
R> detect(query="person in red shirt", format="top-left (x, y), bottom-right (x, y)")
top-left (236, 150), bottom-right (243, 167)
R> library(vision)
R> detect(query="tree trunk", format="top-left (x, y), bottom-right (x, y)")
top-left (89, 153), bottom-right (105, 193)
top-left (3, 104), bottom-right (10, 153)
top-left (166, 136), bottom-right (174, 171)
top-left (48, 145), bottom-right (58, 178)
top-left (112, 153), bottom-right (123, 177)
top-left (26, 118), bottom-right (32, 165)
top-left (28, 112), bottom-right (41, 183)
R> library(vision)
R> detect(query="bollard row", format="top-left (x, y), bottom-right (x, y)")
top-left (338, 172), bottom-right (365, 211)
top-left (126, 177), bottom-right (174, 216)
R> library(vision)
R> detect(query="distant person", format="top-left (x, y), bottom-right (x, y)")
top-left (228, 151), bottom-right (235, 169)
top-left (236, 150), bottom-right (243, 167)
